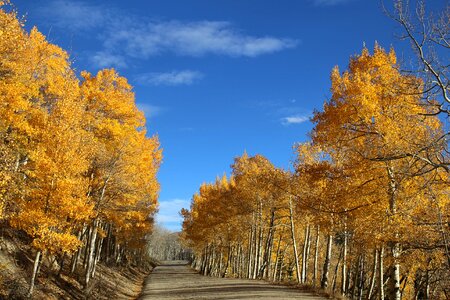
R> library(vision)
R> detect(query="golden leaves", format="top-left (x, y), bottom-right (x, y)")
top-left (0, 3), bottom-right (161, 257)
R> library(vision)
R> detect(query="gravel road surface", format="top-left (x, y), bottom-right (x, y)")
top-left (139, 260), bottom-right (325, 299)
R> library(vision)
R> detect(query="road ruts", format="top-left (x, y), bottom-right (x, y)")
top-left (138, 260), bottom-right (325, 300)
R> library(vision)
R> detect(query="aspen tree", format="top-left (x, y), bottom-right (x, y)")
top-left (312, 45), bottom-right (445, 299)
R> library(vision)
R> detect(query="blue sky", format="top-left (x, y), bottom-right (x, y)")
top-left (10, 0), bottom-right (443, 231)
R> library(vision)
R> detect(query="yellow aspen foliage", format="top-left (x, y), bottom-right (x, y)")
top-left (182, 46), bottom-right (448, 298)
top-left (311, 45), bottom-right (447, 299)
top-left (0, 2), bottom-right (162, 294)
top-left (8, 26), bottom-right (93, 255)
top-left (0, 3), bottom-right (33, 218)
top-left (80, 69), bottom-right (160, 231)
top-left (313, 45), bottom-right (442, 161)
top-left (79, 68), bottom-right (161, 289)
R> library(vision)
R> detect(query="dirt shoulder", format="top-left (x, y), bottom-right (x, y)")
top-left (0, 227), bottom-right (150, 299)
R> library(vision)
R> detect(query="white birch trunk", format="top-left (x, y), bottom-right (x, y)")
top-left (313, 225), bottom-right (320, 287)
top-left (379, 246), bottom-right (384, 300)
top-left (341, 230), bottom-right (348, 296)
top-left (288, 197), bottom-right (301, 284)
top-left (27, 250), bottom-right (41, 297)
top-left (367, 248), bottom-right (378, 300)
top-left (321, 234), bottom-right (333, 289)
top-left (85, 219), bottom-right (99, 288)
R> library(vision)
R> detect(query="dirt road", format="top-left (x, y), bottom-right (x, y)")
top-left (138, 260), bottom-right (325, 299)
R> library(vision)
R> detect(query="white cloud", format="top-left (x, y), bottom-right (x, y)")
top-left (41, 1), bottom-right (298, 59)
top-left (281, 115), bottom-right (310, 125)
top-left (106, 21), bottom-right (298, 58)
top-left (90, 51), bottom-right (127, 69)
top-left (136, 103), bottom-right (164, 118)
top-left (136, 70), bottom-right (203, 86)
top-left (313, 0), bottom-right (354, 6)
top-left (156, 199), bottom-right (191, 232)
top-left (38, 0), bottom-right (108, 30)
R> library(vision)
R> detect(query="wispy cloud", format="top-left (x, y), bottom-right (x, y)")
top-left (40, 1), bottom-right (298, 67)
top-left (136, 103), bottom-right (164, 118)
top-left (136, 70), bottom-right (203, 86)
top-left (90, 51), bottom-right (127, 69)
top-left (250, 99), bottom-right (311, 126)
top-left (106, 21), bottom-right (298, 58)
top-left (156, 199), bottom-right (191, 231)
top-left (313, 0), bottom-right (354, 6)
top-left (38, 0), bottom-right (109, 30)
top-left (281, 115), bottom-right (310, 125)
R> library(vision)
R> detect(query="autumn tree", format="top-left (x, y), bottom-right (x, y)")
top-left (0, 2), bottom-right (162, 295)
top-left (0, 5), bottom-right (94, 294)
top-left (182, 46), bottom-right (449, 300)
top-left (311, 45), bottom-right (446, 299)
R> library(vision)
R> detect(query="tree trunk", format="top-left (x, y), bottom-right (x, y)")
top-left (70, 251), bottom-right (79, 274)
top-left (332, 245), bottom-right (343, 294)
top-left (253, 201), bottom-right (263, 279)
top-left (305, 224), bottom-right (311, 283)
top-left (105, 223), bottom-right (112, 263)
top-left (390, 244), bottom-right (401, 300)
top-left (84, 218), bottom-right (99, 288)
top-left (301, 224), bottom-right (311, 284)
top-left (278, 249), bottom-right (286, 282)
top-left (223, 245), bottom-right (231, 277)
top-left (265, 208), bottom-right (276, 279)
top-left (27, 250), bottom-right (41, 297)
top-left (261, 208), bottom-right (275, 279)
top-left (321, 234), bottom-right (333, 289)
top-left (247, 222), bottom-right (254, 279)
top-left (83, 225), bottom-right (92, 268)
top-left (58, 253), bottom-right (66, 277)
top-left (350, 255), bottom-right (359, 299)
top-left (266, 228), bottom-right (275, 280)
top-left (313, 225), bottom-right (320, 288)
top-left (92, 235), bottom-right (104, 278)
top-left (379, 246), bottom-right (385, 300)
top-left (341, 230), bottom-right (348, 296)
top-left (367, 248), bottom-right (378, 300)
top-left (289, 197), bottom-right (301, 284)
top-left (387, 166), bottom-right (401, 300)
top-left (70, 229), bottom-right (83, 273)
top-left (273, 233), bottom-right (282, 281)
top-left (358, 254), bottom-right (365, 300)
top-left (239, 244), bottom-right (244, 278)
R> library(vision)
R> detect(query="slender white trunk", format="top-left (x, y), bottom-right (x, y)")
top-left (85, 219), bottom-right (99, 288)
top-left (379, 246), bottom-right (384, 300)
top-left (321, 234), bottom-right (333, 289)
top-left (341, 230), bottom-right (348, 296)
top-left (313, 225), bottom-right (320, 287)
top-left (247, 222), bottom-right (254, 279)
top-left (387, 166), bottom-right (401, 300)
top-left (273, 234), bottom-right (282, 281)
top-left (27, 250), bottom-right (41, 297)
top-left (288, 197), bottom-right (301, 284)
top-left (305, 225), bottom-right (311, 283)
top-left (391, 245), bottom-right (401, 300)
top-left (367, 248), bottom-right (378, 299)
top-left (92, 236), bottom-right (104, 278)
top-left (301, 224), bottom-right (311, 283)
